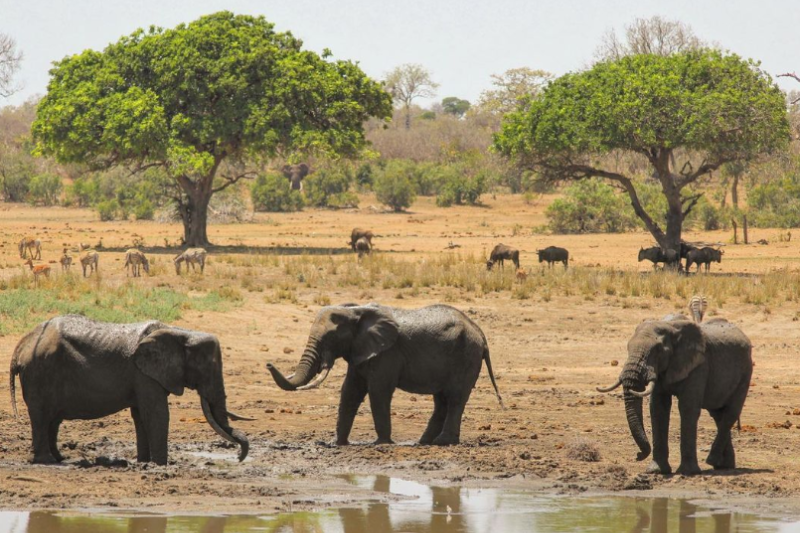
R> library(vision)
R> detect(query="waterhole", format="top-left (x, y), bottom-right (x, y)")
top-left (0, 475), bottom-right (795, 532)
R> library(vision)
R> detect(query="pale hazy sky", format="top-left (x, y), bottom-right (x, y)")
top-left (3, 0), bottom-right (800, 107)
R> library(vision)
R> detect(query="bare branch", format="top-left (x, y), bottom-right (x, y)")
top-left (681, 193), bottom-right (703, 217)
top-left (212, 171), bottom-right (257, 194)
top-left (0, 34), bottom-right (23, 98)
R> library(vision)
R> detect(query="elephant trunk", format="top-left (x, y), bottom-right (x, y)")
top-left (266, 335), bottom-right (323, 391)
top-left (200, 397), bottom-right (249, 462)
top-left (622, 352), bottom-right (653, 461)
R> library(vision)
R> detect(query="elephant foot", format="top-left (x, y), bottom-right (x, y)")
top-left (706, 451), bottom-right (735, 470)
top-left (646, 460), bottom-right (671, 475)
top-left (32, 454), bottom-right (59, 465)
top-left (372, 437), bottom-right (394, 445)
top-left (336, 439), bottom-right (350, 446)
top-left (676, 462), bottom-right (702, 476)
top-left (432, 434), bottom-right (459, 446)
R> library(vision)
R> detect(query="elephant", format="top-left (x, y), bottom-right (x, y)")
top-left (349, 228), bottom-right (374, 252)
top-left (596, 317), bottom-right (752, 475)
top-left (486, 243), bottom-right (519, 270)
top-left (10, 315), bottom-right (250, 465)
top-left (266, 303), bottom-right (503, 446)
top-left (283, 163), bottom-right (310, 191)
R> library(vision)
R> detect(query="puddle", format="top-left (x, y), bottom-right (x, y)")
top-left (186, 450), bottom-right (253, 463)
top-left (0, 475), bottom-right (797, 532)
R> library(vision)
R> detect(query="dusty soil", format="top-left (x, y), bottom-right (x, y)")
top-left (1, 195), bottom-right (800, 516)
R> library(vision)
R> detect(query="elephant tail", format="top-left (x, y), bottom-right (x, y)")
top-left (9, 355), bottom-right (18, 419)
top-left (483, 347), bottom-right (504, 409)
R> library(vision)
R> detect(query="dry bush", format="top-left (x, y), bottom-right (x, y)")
top-left (566, 438), bottom-right (601, 462)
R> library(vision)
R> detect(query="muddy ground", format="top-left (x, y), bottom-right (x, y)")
top-left (1, 195), bottom-right (800, 516)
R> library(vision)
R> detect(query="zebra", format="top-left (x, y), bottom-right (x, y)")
top-left (80, 249), bottom-right (99, 277)
top-left (174, 248), bottom-right (207, 274)
top-left (18, 237), bottom-right (42, 260)
top-left (124, 248), bottom-right (150, 277)
top-left (59, 249), bottom-right (72, 272)
top-left (688, 295), bottom-right (708, 323)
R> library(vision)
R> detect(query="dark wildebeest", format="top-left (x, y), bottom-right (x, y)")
top-left (638, 246), bottom-right (669, 269)
top-left (486, 244), bottom-right (520, 271)
top-left (686, 247), bottom-right (723, 273)
top-left (354, 237), bottom-right (371, 258)
top-left (537, 246), bottom-right (569, 269)
top-left (349, 228), bottom-right (374, 252)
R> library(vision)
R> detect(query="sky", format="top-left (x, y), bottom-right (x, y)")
top-left (3, 0), bottom-right (800, 107)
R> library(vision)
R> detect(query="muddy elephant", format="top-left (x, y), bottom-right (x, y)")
top-left (283, 163), bottom-right (310, 191)
top-left (10, 315), bottom-right (249, 465)
top-left (267, 304), bottom-right (503, 446)
top-left (597, 318), bottom-right (752, 475)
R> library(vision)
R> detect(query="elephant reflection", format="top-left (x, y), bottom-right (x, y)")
top-left (627, 498), bottom-right (735, 533)
top-left (25, 513), bottom-right (238, 533)
top-left (339, 476), bottom-right (465, 533)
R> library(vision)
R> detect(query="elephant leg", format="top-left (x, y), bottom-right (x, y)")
top-left (420, 393), bottom-right (447, 445)
top-left (368, 382), bottom-right (396, 445)
top-left (131, 407), bottom-right (151, 463)
top-left (433, 390), bottom-right (470, 445)
top-left (135, 380), bottom-right (170, 465)
top-left (676, 397), bottom-right (702, 475)
top-left (48, 418), bottom-right (64, 462)
top-left (30, 409), bottom-right (57, 464)
top-left (647, 393), bottom-right (672, 475)
top-left (336, 369), bottom-right (368, 446)
top-left (708, 379), bottom-right (748, 470)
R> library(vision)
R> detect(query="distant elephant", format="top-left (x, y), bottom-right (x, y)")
top-left (349, 228), bottom-right (374, 251)
top-left (283, 163), bottom-right (310, 191)
top-left (596, 318), bottom-right (752, 475)
top-left (10, 315), bottom-right (249, 465)
top-left (537, 246), bottom-right (569, 269)
top-left (354, 237), bottom-right (371, 258)
top-left (486, 243), bottom-right (519, 270)
top-left (267, 304), bottom-right (503, 446)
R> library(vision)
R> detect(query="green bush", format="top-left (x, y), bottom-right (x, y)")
top-left (96, 199), bottom-right (122, 221)
top-left (355, 163), bottom-right (374, 191)
top-left (28, 174), bottom-right (63, 206)
top-left (436, 171), bottom-right (487, 207)
top-left (303, 166), bottom-right (358, 208)
top-left (0, 152), bottom-right (34, 202)
top-left (134, 198), bottom-right (155, 220)
top-left (251, 173), bottom-right (305, 212)
top-left (546, 179), bottom-right (638, 233)
top-left (747, 176), bottom-right (800, 227)
top-left (374, 162), bottom-right (417, 212)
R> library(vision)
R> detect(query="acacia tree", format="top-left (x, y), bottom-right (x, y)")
top-left (384, 64), bottom-right (438, 129)
top-left (32, 12), bottom-right (392, 245)
top-left (495, 50), bottom-right (789, 253)
top-left (476, 67), bottom-right (553, 116)
top-left (0, 33), bottom-right (23, 98)
top-left (595, 16), bottom-right (703, 61)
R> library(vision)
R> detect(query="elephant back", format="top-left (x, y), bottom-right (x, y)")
top-left (53, 315), bottom-right (165, 359)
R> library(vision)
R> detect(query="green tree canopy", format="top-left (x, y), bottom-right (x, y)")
top-left (441, 97), bottom-right (470, 118)
top-left (495, 49), bottom-right (789, 252)
top-left (32, 11), bottom-right (392, 245)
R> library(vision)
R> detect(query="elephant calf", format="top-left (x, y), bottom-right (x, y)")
top-left (597, 317), bottom-right (752, 475)
top-left (267, 304), bottom-right (503, 446)
top-left (10, 315), bottom-right (250, 465)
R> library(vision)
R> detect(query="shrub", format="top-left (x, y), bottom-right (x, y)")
top-left (303, 166), bottom-right (358, 208)
top-left (251, 172), bottom-right (305, 212)
top-left (96, 199), bottom-right (122, 221)
top-left (436, 170), bottom-right (487, 207)
top-left (355, 163), bottom-right (374, 191)
top-left (133, 198), bottom-right (155, 220)
top-left (0, 152), bottom-right (34, 202)
top-left (748, 176), bottom-right (800, 227)
top-left (28, 173), bottom-right (63, 206)
top-left (374, 162), bottom-right (417, 212)
top-left (546, 179), bottom-right (637, 233)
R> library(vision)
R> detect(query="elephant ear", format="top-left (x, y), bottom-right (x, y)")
top-left (664, 321), bottom-right (706, 385)
top-left (297, 163), bottom-right (310, 179)
top-left (133, 330), bottom-right (186, 396)
top-left (351, 308), bottom-right (400, 367)
top-left (282, 164), bottom-right (293, 180)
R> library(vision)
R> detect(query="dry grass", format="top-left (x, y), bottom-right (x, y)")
top-left (566, 438), bottom-right (602, 462)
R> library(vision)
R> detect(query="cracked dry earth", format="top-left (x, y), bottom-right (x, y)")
top-left (1, 196), bottom-right (800, 516)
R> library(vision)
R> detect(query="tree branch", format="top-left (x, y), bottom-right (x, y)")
top-left (678, 158), bottom-right (727, 188)
top-left (681, 193), bottom-right (702, 217)
top-left (212, 171), bottom-right (257, 194)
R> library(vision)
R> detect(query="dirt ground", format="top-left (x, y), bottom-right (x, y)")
top-left (2, 194), bottom-right (800, 517)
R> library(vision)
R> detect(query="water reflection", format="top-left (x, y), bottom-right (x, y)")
top-left (0, 477), bottom-right (794, 533)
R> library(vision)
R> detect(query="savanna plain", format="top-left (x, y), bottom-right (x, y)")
top-left (2, 194), bottom-right (800, 517)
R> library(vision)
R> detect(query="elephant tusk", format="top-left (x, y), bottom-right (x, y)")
top-left (629, 381), bottom-right (655, 398)
top-left (297, 367), bottom-right (331, 391)
top-left (596, 378), bottom-right (623, 393)
top-left (201, 397), bottom-right (237, 445)
top-left (226, 410), bottom-right (256, 422)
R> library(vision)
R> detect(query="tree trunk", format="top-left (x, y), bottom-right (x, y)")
top-left (731, 174), bottom-right (739, 210)
top-left (175, 161), bottom-right (221, 247)
top-left (404, 105), bottom-right (411, 130)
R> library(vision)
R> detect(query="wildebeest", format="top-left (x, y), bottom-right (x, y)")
top-left (686, 247), bottom-right (723, 273)
top-left (537, 246), bottom-right (568, 269)
top-left (354, 237), bottom-right (371, 258)
top-left (486, 244), bottom-right (520, 270)
top-left (638, 246), bottom-right (670, 269)
top-left (349, 228), bottom-right (374, 252)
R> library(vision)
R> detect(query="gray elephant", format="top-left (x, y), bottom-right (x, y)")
top-left (283, 163), bottom-right (310, 191)
top-left (10, 315), bottom-right (249, 465)
top-left (597, 317), bottom-right (752, 475)
top-left (266, 304), bottom-right (503, 446)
